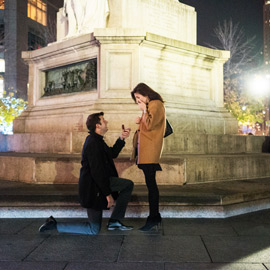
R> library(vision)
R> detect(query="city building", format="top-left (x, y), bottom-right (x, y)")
top-left (0, 0), bottom-right (63, 99)
top-left (264, 0), bottom-right (270, 66)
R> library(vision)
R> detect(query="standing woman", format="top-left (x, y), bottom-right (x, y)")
top-left (131, 83), bottom-right (166, 231)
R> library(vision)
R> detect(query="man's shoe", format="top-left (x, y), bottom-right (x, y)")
top-left (39, 216), bottom-right (57, 232)
top-left (107, 220), bottom-right (133, 231)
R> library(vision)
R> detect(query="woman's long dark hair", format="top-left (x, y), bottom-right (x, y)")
top-left (131, 83), bottom-right (164, 103)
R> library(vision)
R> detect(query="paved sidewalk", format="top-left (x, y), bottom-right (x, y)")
top-left (1, 209), bottom-right (270, 270)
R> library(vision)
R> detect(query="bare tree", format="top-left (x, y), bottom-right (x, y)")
top-left (44, 16), bottom-right (57, 44)
top-left (29, 16), bottom-right (57, 50)
top-left (207, 19), bottom-right (258, 78)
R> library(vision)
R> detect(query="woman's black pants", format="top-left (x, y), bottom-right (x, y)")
top-left (142, 167), bottom-right (160, 217)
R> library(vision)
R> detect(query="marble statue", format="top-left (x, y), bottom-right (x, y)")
top-left (63, 0), bottom-right (109, 37)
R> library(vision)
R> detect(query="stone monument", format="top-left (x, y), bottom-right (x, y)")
top-left (60, 0), bottom-right (109, 38)
top-left (0, 0), bottom-right (269, 185)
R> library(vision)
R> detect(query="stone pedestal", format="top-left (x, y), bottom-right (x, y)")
top-left (13, 28), bottom-right (236, 136)
top-left (2, 0), bottom-right (266, 186)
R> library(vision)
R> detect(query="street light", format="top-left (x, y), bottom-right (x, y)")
top-left (247, 75), bottom-right (269, 96)
top-left (246, 74), bottom-right (270, 135)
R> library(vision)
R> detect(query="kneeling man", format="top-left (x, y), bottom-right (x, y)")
top-left (39, 112), bottom-right (134, 234)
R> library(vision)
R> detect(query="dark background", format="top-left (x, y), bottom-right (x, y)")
top-left (179, 0), bottom-right (264, 58)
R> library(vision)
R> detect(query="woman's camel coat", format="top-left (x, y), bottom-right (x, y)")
top-left (133, 100), bottom-right (166, 164)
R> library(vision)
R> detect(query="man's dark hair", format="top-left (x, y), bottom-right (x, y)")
top-left (86, 112), bottom-right (104, 132)
top-left (131, 83), bottom-right (164, 103)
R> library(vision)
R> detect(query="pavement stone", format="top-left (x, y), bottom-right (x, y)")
top-left (0, 234), bottom-right (48, 261)
top-left (0, 219), bottom-right (34, 234)
top-left (65, 262), bottom-right (164, 270)
top-left (1, 211), bottom-right (270, 268)
top-left (202, 235), bottom-right (270, 263)
top-left (118, 235), bottom-right (211, 263)
top-left (26, 235), bottom-right (124, 262)
top-left (0, 262), bottom-right (66, 270)
top-left (164, 262), bottom-right (267, 270)
top-left (163, 219), bottom-right (237, 236)
top-left (228, 209), bottom-right (270, 224)
top-left (231, 222), bottom-right (270, 236)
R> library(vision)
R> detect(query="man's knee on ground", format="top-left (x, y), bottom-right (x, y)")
top-left (90, 223), bottom-right (101, 235)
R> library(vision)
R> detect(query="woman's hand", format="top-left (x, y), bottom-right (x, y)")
top-left (137, 100), bottom-right (146, 111)
top-left (135, 117), bottom-right (141, 124)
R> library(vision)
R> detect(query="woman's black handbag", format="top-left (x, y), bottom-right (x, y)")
top-left (164, 119), bottom-right (173, 138)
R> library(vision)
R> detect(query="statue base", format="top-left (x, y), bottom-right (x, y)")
top-left (0, 30), bottom-right (268, 185)
top-left (1, 0), bottom-right (267, 185)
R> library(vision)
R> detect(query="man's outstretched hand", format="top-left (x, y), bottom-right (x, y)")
top-left (120, 125), bottom-right (131, 140)
top-left (106, 194), bottom-right (115, 209)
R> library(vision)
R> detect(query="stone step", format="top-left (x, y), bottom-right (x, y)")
top-left (0, 132), bottom-right (266, 155)
top-left (1, 152), bottom-right (270, 185)
top-left (1, 179), bottom-right (270, 218)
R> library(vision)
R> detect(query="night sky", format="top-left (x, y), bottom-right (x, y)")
top-left (179, 0), bottom-right (264, 59)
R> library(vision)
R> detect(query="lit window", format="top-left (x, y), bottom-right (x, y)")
top-left (0, 0), bottom-right (4, 9)
top-left (27, 0), bottom-right (47, 26)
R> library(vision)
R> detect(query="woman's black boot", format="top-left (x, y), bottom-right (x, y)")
top-left (139, 214), bottom-right (162, 232)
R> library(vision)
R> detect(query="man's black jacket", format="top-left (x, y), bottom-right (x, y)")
top-left (78, 131), bottom-right (125, 210)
